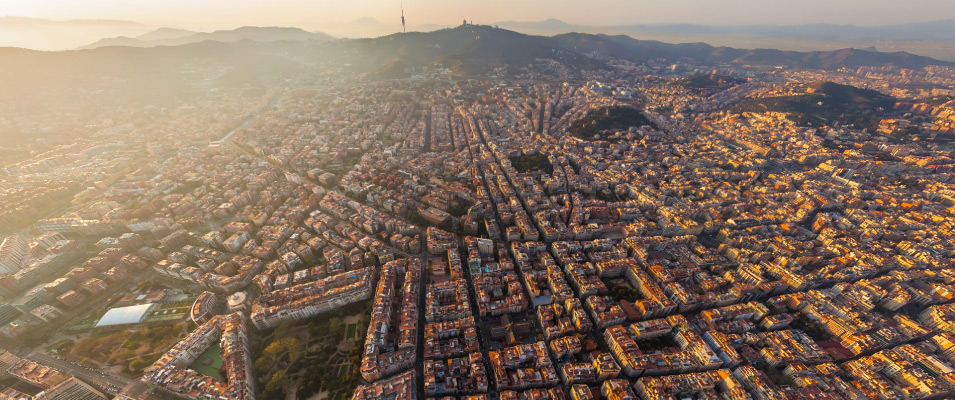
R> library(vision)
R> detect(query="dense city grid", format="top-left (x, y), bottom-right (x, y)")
top-left (2, 23), bottom-right (955, 400)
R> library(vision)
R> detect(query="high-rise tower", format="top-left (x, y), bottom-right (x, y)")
top-left (401, 1), bottom-right (406, 33)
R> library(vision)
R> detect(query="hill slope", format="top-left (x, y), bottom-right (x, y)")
top-left (0, 25), bottom-right (952, 106)
top-left (675, 74), bottom-right (747, 93)
top-left (0, 40), bottom-right (313, 106)
top-left (496, 19), bottom-right (955, 61)
top-left (333, 26), bottom-right (953, 78)
top-left (730, 82), bottom-right (896, 129)
top-left (569, 106), bottom-right (657, 142)
top-left (331, 25), bottom-right (605, 77)
top-left (134, 28), bottom-right (196, 41)
top-left (550, 33), bottom-right (954, 70)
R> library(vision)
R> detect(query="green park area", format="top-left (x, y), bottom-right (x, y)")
top-left (509, 153), bottom-right (553, 174)
top-left (64, 321), bottom-right (191, 376)
top-left (252, 300), bottom-right (370, 400)
top-left (189, 344), bottom-right (225, 382)
top-left (569, 105), bottom-right (657, 142)
top-left (605, 278), bottom-right (643, 303)
top-left (69, 313), bottom-right (104, 332)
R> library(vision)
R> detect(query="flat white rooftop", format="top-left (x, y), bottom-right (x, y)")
top-left (95, 303), bottom-right (156, 328)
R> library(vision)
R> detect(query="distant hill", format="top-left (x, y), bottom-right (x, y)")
top-left (550, 33), bottom-right (954, 70)
top-left (674, 74), bottom-right (747, 93)
top-left (498, 19), bottom-right (955, 42)
top-left (135, 28), bottom-right (196, 42)
top-left (730, 81), bottom-right (896, 129)
top-left (327, 25), bottom-right (952, 78)
top-left (732, 47), bottom-right (950, 70)
top-left (331, 25), bottom-right (605, 77)
top-left (80, 26), bottom-right (334, 49)
top-left (0, 40), bottom-right (313, 106)
top-left (7, 16), bottom-right (955, 60)
top-left (569, 106), bottom-right (657, 142)
top-left (495, 19), bottom-right (955, 61)
top-left (2, 21), bottom-right (949, 77)
top-left (0, 25), bottom-right (952, 107)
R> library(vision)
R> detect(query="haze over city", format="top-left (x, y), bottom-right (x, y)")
top-left (5, 0), bottom-right (955, 27)
top-left (4, 0), bottom-right (955, 64)
top-left (2, 1), bottom-right (955, 400)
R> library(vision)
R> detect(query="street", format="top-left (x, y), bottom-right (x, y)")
top-left (25, 350), bottom-right (134, 393)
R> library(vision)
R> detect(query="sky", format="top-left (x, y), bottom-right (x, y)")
top-left (3, 0), bottom-right (955, 30)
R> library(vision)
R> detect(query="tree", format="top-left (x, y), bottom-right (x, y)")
top-left (130, 357), bottom-right (149, 372)
top-left (254, 358), bottom-right (271, 376)
top-left (135, 344), bottom-right (151, 357)
top-left (264, 369), bottom-right (287, 396)
top-left (328, 317), bottom-right (343, 331)
top-left (261, 337), bottom-right (303, 367)
top-left (72, 337), bottom-right (96, 357)
top-left (405, 209), bottom-right (427, 226)
top-left (448, 201), bottom-right (472, 217)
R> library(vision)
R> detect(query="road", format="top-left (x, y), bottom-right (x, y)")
top-left (216, 92), bottom-right (283, 144)
top-left (25, 350), bottom-right (134, 392)
top-left (414, 251), bottom-right (428, 395)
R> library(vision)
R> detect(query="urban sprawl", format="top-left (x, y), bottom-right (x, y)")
top-left (2, 26), bottom-right (955, 400)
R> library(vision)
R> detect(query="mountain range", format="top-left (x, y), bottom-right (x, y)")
top-left (333, 25), bottom-right (952, 77)
top-left (1, 24), bottom-right (952, 107)
top-left (495, 18), bottom-right (955, 41)
top-left (5, 17), bottom-right (955, 61)
top-left (494, 19), bottom-right (955, 61)
top-left (550, 32), bottom-right (949, 69)
top-left (79, 26), bottom-right (335, 49)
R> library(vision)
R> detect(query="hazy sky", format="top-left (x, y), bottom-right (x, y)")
top-left (4, 0), bottom-right (955, 29)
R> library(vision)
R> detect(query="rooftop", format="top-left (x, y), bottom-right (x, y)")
top-left (95, 303), bottom-right (156, 328)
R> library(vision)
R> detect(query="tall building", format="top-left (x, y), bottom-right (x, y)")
top-left (36, 377), bottom-right (107, 400)
top-left (191, 291), bottom-right (223, 325)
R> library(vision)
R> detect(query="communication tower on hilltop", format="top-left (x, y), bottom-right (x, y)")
top-left (401, 1), bottom-right (406, 33)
